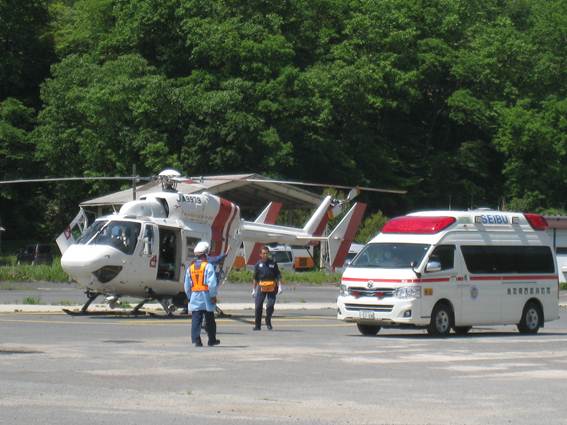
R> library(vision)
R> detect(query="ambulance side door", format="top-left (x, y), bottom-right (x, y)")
top-left (458, 245), bottom-right (501, 325)
top-left (422, 245), bottom-right (459, 316)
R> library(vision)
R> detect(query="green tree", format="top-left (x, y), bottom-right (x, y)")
top-left (0, 0), bottom-right (55, 105)
top-left (356, 211), bottom-right (388, 243)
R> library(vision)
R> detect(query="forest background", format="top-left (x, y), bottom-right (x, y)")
top-left (0, 0), bottom-right (566, 246)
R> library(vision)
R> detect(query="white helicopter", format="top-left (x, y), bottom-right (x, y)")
top-left (2, 169), bottom-right (405, 315)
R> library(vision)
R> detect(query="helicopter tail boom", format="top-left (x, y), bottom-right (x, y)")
top-left (327, 202), bottom-right (367, 269)
top-left (244, 202), bottom-right (282, 265)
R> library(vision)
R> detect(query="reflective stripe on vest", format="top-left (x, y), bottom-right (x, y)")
top-left (190, 261), bottom-right (209, 292)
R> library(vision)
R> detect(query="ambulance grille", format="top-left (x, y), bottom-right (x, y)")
top-left (344, 304), bottom-right (393, 312)
top-left (348, 287), bottom-right (394, 298)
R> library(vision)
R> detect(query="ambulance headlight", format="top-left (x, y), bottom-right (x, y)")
top-left (93, 266), bottom-right (122, 283)
top-left (339, 284), bottom-right (348, 296)
top-left (394, 286), bottom-right (421, 299)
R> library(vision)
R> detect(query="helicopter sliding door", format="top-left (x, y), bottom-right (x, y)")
top-left (157, 227), bottom-right (180, 281)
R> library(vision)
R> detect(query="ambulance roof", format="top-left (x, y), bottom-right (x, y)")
top-left (369, 210), bottom-right (548, 244)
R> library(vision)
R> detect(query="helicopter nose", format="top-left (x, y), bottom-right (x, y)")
top-left (61, 245), bottom-right (118, 284)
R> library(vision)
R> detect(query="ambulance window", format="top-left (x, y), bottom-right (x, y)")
top-left (461, 246), bottom-right (555, 274)
top-left (350, 243), bottom-right (430, 269)
top-left (429, 245), bottom-right (455, 270)
top-left (272, 251), bottom-right (292, 263)
top-left (557, 247), bottom-right (567, 255)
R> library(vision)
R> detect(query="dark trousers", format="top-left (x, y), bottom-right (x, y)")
top-left (191, 310), bottom-right (216, 343)
top-left (255, 290), bottom-right (277, 328)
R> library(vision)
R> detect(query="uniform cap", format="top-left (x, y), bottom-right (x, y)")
top-left (194, 241), bottom-right (210, 255)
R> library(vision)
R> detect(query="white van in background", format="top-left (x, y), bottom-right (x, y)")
top-left (267, 244), bottom-right (315, 271)
top-left (337, 210), bottom-right (559, 336)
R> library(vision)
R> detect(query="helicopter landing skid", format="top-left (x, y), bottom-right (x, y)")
top-left (62, 309), bottom-right (148, 317)
top-left (215, 305), bottom-right (231, 318)
top-left (62, 293), bottom-right (152, 316)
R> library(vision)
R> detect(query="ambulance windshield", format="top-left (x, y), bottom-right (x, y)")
top-left (76, 220), bottom-right (141, 255)
top-left (350, 243), bottom-right (430, 269)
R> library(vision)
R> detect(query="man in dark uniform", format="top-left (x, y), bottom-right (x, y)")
top-left (252, 246), bottom-right (282, 330)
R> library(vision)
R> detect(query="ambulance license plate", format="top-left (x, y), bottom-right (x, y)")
top-left (360, 310), bottom-right (375, 320)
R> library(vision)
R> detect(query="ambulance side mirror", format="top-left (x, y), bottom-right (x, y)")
top-left (425, 260), bottom-right (441, 273)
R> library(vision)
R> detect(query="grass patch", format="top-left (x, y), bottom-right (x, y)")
top-left (0, 259), bottom-right (341, 285)
top-left (54, 300), bottom-right (75, 306)
top-left (561, 282), bottom-right (567, 291)
top-left (0, 259), bottom-right (69, 282)
top-left (23, 296), bottom-right (41, 305)
top-left (227, 269), bottom-right (341, 284)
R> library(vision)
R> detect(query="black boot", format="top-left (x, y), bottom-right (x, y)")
top-left (254, 307), bottom-right (262, 330)
top-left (266, 306), bottom-right (274, 330)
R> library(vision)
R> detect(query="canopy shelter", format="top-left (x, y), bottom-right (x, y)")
top-left (80, 174), bottom-right (322, 219)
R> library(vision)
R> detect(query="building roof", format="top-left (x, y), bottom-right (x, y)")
top-left (80, 173), bottom-right (322, 216)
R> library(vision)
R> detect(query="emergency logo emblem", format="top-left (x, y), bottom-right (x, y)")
top-left (470, 285), bottom-right (479, 300)
top-left (367, 280), bottom-right (374, 289)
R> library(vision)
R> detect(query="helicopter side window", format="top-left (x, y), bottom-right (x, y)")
top-left (158, 228), bottom-right (178, 280)
top-left (143, 225), bottom-right (154, 255)
top-left (89, 221), bottom-right (141, 255)
top-left (76, 220), bottom-right (109, 245)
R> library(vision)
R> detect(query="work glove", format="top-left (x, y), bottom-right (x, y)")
top-left (251, 288), bottom-right (256, 297)
top-left (277, 284), bottom-right (283, 295)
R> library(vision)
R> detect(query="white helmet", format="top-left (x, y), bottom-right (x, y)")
top-left (194, 241), bottom-right (210, 256)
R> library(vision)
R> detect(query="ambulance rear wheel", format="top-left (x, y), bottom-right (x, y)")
top-left (357, 323), bottom-right (381, 336)
top-left (517, 301), bottom-right (542, 334)
top-left (428, 302), bottom-right (453, 337)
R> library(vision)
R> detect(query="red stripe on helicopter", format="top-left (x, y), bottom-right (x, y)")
top-left (210, 198), bottom-right (233, 256)
top-left (221, 202), bottom-right (238, 253)
top-left (332, 203), bottom-right (367, 268)
top-left (247, 202), bottom-right (282, 265)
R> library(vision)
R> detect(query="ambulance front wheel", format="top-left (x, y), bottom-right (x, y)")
top-left (428, 302), bottom-right (453, 337)
top-left (517, 301), bottom-right (542, 334)
top-left (357, 323), bottom-right (381, 336)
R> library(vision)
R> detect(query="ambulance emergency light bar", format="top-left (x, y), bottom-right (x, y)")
top-left (523, 213), bottom-right (548, 231)
top-left (381, 216), bottom-right (456, 234)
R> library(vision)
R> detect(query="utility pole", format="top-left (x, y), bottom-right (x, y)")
top-left (132, 164), bottom-right (137, 201)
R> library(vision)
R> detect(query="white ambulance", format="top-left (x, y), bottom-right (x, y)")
top-left (337, 210), bottom-right (559, 336)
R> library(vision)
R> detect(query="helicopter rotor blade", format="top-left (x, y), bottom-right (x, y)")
top-left (240, 178), bottom-right (407, 195)
top-left (0, 176), bottom-right (152, 185)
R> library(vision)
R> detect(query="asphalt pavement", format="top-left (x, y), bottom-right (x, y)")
top-left (0, 280), bottom-right (341, 313)
top-left (2, 281), bottom-right (567, 424)
top-left (1, 306), bottom-right (567, 424)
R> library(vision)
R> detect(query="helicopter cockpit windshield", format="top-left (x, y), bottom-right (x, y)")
top-left (77, 220), bottom-right (141, 255)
